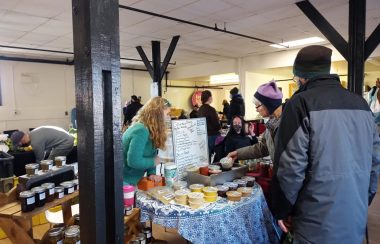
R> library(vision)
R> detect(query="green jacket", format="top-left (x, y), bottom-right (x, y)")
top-left (122, 122), bottom-right (157, 185)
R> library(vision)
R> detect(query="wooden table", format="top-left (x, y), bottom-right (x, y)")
top-left (0, 191), bottom-right (79, 243)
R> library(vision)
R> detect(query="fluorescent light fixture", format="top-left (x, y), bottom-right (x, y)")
top-left (210, 73), bottom-right (239, 84)
top-left (270, 37), bottom-right (325, 49)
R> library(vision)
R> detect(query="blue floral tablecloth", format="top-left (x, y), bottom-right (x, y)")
top-left (136, 183), bottom-right (280, 244)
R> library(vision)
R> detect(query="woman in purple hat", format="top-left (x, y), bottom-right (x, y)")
top-left (227, 80), bottom-right (283, 162)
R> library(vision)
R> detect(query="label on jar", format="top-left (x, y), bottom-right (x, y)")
top-left (57, 240), bottom-right (63, 244)
top-left (49, 188), bottom-right (54, 195)
top-left (39, 192), bottom-right (46, 200)
top-left (123, 192), bottom-right (134, 199)
top-left (68, 187), bottom-right (74, 194)
top-left (59, 192), bottom-right (64, 198)
top-left (76, 241), bottom-right (80, 244)
top-left (146, 232), bottom-right (152, 238)
top-left (140, 240), bottom-right (146, 244)
top-left (27, 197), bottom-right (35, 205)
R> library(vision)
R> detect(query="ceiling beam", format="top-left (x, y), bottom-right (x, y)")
top-left (365, 24), bottom-right (380, 60)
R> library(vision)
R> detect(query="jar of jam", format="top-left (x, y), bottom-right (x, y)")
top-left (55, 156), bottom-right (66, 167)
top-left (143, 227), bottom-right (152, 243)
top-left (19, 190), bottom-right (35, 212)
top-left (64, 225), bottom-right (80, 244)
top-left (71, 179), bottom-right (79, 191)
top-left (60, 181), bottom-right (75, 195)
top-left (47, 227), bottom-right (64, 244)
top-left (241, 176), bottom-right (255, 187)
top-left (41, 160), bottom-right (53, 172)
top-left (137, 233), bottom-right (146, 244)
top-left (55, 187), bottom-right (65, 199)
top-left (130, 238), bottom-right (140, 244)
top-left (31, 186), bottom-right (46, 207)
top-left (25, 163), bottom-right (39, 176)
top-left (41, 183), bottom-right (55, 202)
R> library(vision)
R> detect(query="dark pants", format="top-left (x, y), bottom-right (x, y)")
top-left (208, 135), bottom-right (218, 162)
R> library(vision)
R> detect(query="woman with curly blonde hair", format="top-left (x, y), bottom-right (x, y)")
top-left (122, 96), bottom-right (171, 185)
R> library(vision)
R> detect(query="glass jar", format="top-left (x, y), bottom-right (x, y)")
top-left (31, 186), bottom-right (46, 207)
top-left (25, 163), bottom-right (39, 176)
top-left (137, 233), bottom-right (146, 244)
top-left (72, 179), bottom-right (79, 191)
top-left (73, 214), bottom-right (80, 225)
top-left (41, 182), bottom-right (55, 202)
top-left (64, 225), bottom-right (80, 244)
top-left (19, 190), bottom-right (35, 212)
top-left (60, 181), bottom-right (75, 195)
top-left (47, 227), bottom-right (64, 244)
top-left (55, 187), bottom-right (65, 199)
top-left (54, 156), bottom-right (66, 168)
top-left (143, 227), bottom-right (152, 243)
top-left (41, 160), bottom-right (53, 172)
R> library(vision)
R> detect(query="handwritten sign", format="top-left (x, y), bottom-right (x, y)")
top-left (172, 118), bottom-right (209, 180)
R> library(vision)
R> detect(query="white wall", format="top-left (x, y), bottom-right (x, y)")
top-left (0, 61), bottom-right (153, 133)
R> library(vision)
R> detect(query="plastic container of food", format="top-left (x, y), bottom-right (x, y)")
top-left (40, 160), bottom-right (53, 172)
top-left (188, 192), bottom-right (204, 204)
top-left (241, 176), bottom-right (255, 187)
top-left (189, 184), bottom-right (204, 192)
top-left (233, 179), bottom-right (247, 188)
top-left (226, 191), bottom-right (242, 201)
top-left (237, 187), bottom-right (253, 197)
top-left (215, 185), bottom-right (229, 197)
top-left (202, 186), bottom-right (218, 196)
top-left (173, 180), bottom-right (187, 191)
top-left (204, 195), bottom-right (217, 202)
top-left (223, 182), bottom-right (238, 191)
top-left (164, 163), bottom-right (178, 187)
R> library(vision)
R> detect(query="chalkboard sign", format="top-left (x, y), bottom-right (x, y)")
top-left (171, 118), bottom-right (209, 180)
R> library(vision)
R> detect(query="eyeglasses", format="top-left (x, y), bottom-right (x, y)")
top-left (255, 104), bottom-right (262, 109)
top-left (293, 76), bottom-right (300, 83)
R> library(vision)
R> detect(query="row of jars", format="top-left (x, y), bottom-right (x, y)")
top-left (47, 224), bottom-right (80, 244)
top-left (129, 227), bottom-right (152, 244)
top-left (19, 179), bottom-right (79, 212)
top-left (25, 156), bottom-right (67, 176)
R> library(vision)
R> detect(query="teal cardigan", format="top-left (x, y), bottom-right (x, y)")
top-left (122, 122), bottom-right (157, 185)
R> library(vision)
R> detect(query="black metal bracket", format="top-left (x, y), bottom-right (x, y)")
top-left (136, 46), bottom-right (153, 77)
top-left (161, 35), bottom-right (180, 80)
top-left (296, 0), bottom-right (349, 60)
top-left (365, 24), bottom-right (380, 60)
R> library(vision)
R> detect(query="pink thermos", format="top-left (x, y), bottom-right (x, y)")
top-left (123, 185), bottom-right (135, 206)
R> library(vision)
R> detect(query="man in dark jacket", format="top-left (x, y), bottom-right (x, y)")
top-left (228, 87), bottom-right (245, 124)
top-left (123, 95), bottom-right (143, 126)
top-left (271, 45), bottom-right (380, 243)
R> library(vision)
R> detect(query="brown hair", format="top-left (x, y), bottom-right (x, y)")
top-left (132, 97), bottom-right (170, 149)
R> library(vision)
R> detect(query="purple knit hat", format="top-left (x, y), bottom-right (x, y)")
top-left (254, 81), bottom-right (283, 115)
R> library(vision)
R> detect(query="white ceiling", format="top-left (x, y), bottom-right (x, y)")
top-left (0, 0), bottom-right (379, 68)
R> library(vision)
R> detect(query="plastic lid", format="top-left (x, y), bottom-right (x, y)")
top-left (165, 163), bottom-right (177, 170)
top-left (216, 185), bottom-right (229, 191)
top-left (65, 225), bottom-right (80, 237)
top-left (40, 160), bottom-right (53, 165)
top-left (55, 186), bottom-right (64, 193)
top-left (31, 186), bottom-right (45, 193)
top-left (48, 227), bottom-right (63, 237)
top-left (41, 182), bottom-right (55, 189)
top-left (123, 185), bottom-right (134, 192)
top-left (60, 181), bottom-right (74, 188)
top-left (188, 192), bottom-right (204, 199)
top-left (189, 184), bottom-right (204, 189)
top-left (19, 190), bottom-right (34, 198)
top-left (25, 163), bottom-right (39, 169)
top-left (55, 156), bottom-right (66, 160)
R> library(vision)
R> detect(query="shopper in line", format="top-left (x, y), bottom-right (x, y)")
top-left (368, 78), bottom-right (380, 132)
top-left (123, 95), bottom-right (143, 126)
top-left (228, 87), bottom-right (245, 124)
top-left (271, 45), bottom-right (380, 243)
top-left (198, 90), bottom-right (220, 157)
top-left (224, 116), bottom-right (258, 156)
top-left (11, 126), bottom-right (75, 162)
top-left (227, 81), bottom-right (283, 162)
top-left (222, 99), bottom-right (230, 121)
top-left (122, 97), bottom-right (171, 185)
top-left (189, 104), bottom-right (199, 118)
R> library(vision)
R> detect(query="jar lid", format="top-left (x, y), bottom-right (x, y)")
top-left (72, 179), bottom-right (79, 185)
top-left (65, 225), bottom-right (80, 237)
top-left (143, 228), bottom-right (152, 233)
top-left (215, 185), bottom-right (229, 191)
top-left (189, 184), bottom-right (204, 190)
top-left (41, 182), bottom-right (55, 189)
top-left (60, 181), bottom-right (74, 188)
top-left (19, 190), bottom-right (34, 198)
top-left (25, 163), bottom-right (39, 169)
top-left (48, 227), bottom-right (63, 237)
top-left (40, 160), bottom-right (53, 165)
top-left (31, 186), bottom-right (45, 193)
top-left (55, 186), bottom-right (64, 193)
top-left (223, 182), bottom-right (238, 188)
top-left (242, 176), bottom-right (255, 181)
top-left (164, 163), bottom-right (177, 170)
top-left (55, 156), bottom-right (66, 160)
top-left (73, 214), bottom-right (80, 221)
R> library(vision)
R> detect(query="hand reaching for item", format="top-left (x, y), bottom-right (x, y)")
top-left (148, 174), bottom-right (162, 183)
top-left (227, 151), bottom-right (238, 161)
